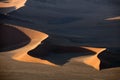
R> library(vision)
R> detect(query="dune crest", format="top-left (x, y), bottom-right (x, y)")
top-left (82, 47), bottom-right (106, 70)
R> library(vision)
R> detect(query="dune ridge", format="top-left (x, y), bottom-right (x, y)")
top-left (82, 47), bottom-right (106, 70)
top-left (12, 25), bottom-right (58, 66)
top-left (0, 24), bottom-right (111, 70)
top-left (0, 24), bottom-right (56, 66)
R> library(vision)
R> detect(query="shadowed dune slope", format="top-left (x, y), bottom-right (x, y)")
top-left (28, 40), bottom-right (106, 70)
top-left (0, 24), bottom-right (30, 52)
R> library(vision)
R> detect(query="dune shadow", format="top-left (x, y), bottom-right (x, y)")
top-left (0, 7), bottom-right (16, 14)
top-left (28, 39), bottom-right (94, 65)
top-left (0, 24), bottom-right (30, 52)
top-left (28, 38), bottom-right (120, 70)
top-left (98, 48), bottom-right (120, 70)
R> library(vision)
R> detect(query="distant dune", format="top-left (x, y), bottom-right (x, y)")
top-left (0, 0), bottom-right (27, 14)
top-left (105, 16), bottom-right (120, 20)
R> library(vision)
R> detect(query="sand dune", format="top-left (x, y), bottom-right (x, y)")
top-left (13, 27), bottom-right (106, 70)
top-left (81, 47), bottom-right (106, 70)
top-left (0, 24), bottom-right (56, 66)
top-left (0, 24), bottom-right (119, 71)
top-left (0, 24), bottom-right (119, 80)
top-left (0, 24), bottom-right (108, 70)
top-left (0, 0), bottom-right (119, 79)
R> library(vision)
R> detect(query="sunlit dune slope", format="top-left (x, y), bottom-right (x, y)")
top-left (82, 47), bottom-right (106, 70)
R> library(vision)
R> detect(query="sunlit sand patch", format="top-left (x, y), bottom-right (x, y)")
top-left (82, 47), bottom-right (106, 70)
top-left (0, 0), bottom-right (27, 9)
top-left (0, 0), bottom-right (27, 14)
top-left (105, 16), bottom-right (120, 20)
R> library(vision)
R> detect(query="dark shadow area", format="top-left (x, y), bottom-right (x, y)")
top-left (0, 7), bottom-right (16, 14)
top-left (0, 7), bottom-right (16, 24)
top-left (0, 24), bottom-right (31, 52)
top-left (28, 38), bottom-right (95, 65)
top-left (28, 38), bottom-right (120, 70)
top-left (0, 13), bottom-right (8, 23)
top-left (98, 48), bottom-right (120, 70)
top-left (47, 17), bottom-right (81, 24)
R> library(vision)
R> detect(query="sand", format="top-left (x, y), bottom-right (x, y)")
top-left (0, 24), bottom-right (106, 69)
top-left (0, 24), bottom-right (119, 80)
top-left (0, 0), bottom-right (27, 9)
top-left (0, 0), bottom-right (120, 80)
top-left (0, 24), bottom-right (30, 52)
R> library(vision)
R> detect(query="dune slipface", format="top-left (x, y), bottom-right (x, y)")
top-left (0, 24), bottom-right (30, 52)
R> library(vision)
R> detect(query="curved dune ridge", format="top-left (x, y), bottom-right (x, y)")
top-left (0, 24), bottom-right (108, 70)
top-left (12, 25), bottom-right (58, 66)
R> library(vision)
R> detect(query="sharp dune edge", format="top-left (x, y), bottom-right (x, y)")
top-left (0, 24), bottom-right (107, 70)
